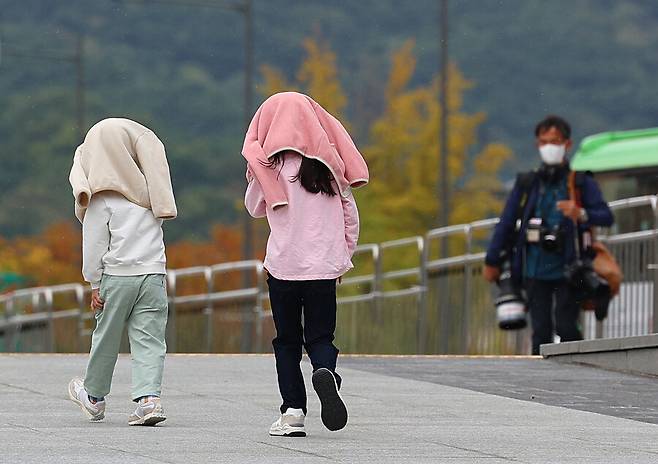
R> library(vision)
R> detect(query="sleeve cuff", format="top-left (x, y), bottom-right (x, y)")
top-left (90, 282), bottom-right (100, 290)
top-left (579, 208), bottom-right (589, 223)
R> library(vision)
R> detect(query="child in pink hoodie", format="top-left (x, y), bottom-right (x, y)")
top-left (244, 93), bottom-right (367, 437)
top-left (246, 150), bottom-right (360, 437)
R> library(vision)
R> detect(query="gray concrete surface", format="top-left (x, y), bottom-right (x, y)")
top-left (541, 334), bottom-right (658, 376)
top-left (0, 354), bottom-right (657, 464)
top-left (340, 356), bottom-right (658, 424)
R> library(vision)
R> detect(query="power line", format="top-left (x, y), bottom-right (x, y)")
top-left (0, 34), bottom-right (87, 142)
top-left (115, 0), bottom-right (245, 11)
top-left (1, 48), bottom-right (76, 62)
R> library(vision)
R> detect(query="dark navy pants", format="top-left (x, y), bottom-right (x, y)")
top-left (526, 278), bottom-right (583, 355)
top-left (267, 275), bottom-right (341, 414)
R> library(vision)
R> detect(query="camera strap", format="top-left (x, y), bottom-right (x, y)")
top-left (567, 171), bottom-right (590, 258)
top-left (514, 171), bottom-right (536, 231)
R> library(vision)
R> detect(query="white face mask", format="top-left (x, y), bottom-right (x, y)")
top-left (539, 144), bottom-right (566, 165)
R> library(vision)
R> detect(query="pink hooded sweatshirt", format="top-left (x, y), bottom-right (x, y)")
top-left (245, 152), bottom-right (359, 281)
top-left (242, 92), bottom-right (369, 209)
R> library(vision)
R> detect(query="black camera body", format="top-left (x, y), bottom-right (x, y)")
top-left (565, 258), bottom-right (611, 321)
top-left (526, 218), bottom-right (564, 253)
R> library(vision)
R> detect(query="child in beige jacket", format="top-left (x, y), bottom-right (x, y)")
top-left (67, 118), bottom-right (177, 426)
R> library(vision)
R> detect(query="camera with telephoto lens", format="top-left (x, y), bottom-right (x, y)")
top-left (565, 258), bottom-right (612, 321)
top-left (494, 256), bottom-right (527, 330)
top-left (526, 218), bottom-right (564, 253)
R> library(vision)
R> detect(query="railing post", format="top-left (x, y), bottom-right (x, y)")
top-left (6, 296), bottom-right (16, 352)
top-left (166, 271), bottom-right (177, 353)
top-left (651, 195), bottom-right (658, 333)
top-left (367, 244), bottom-right (383, 336)
top-left (462, 225), bottom-right (473, 354)
top-left (238, 265), bottom-right (254, 353)
top-left (0, 296), bottom-right (6, 352)
top-left (204, 267), bottom-right (213, 353)
top-left (438, 231), bottom-right (451, 354)
top-left (344, 244), bottom-right (380, 352)
top-left (417, 236), bottom-right (428, 354)
top-left (652, 260), bottom-right (658, 333)
top-left (515, 328), bottom-right (525, 354)
top-left (42, 289), bottom-right (55, 352)
top-left (255, 262), bottom-right (265, 353)
top-left (373, 244), bottom-right (382, 316)
top-left (74, 284), bottom-right (85, 352)
top-left (595, 320), bottom-right (604, 339)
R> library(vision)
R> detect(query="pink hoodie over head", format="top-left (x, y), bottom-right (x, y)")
top-left (242, 92), bottom-right (369, 208)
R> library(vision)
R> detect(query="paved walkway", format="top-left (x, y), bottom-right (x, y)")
top-left (340, 355), bottom-right (658, 424)
top-left (0, 354), bottom-right (657, 463)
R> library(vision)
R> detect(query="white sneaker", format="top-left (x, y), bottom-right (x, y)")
top-left (128, 396), bottom-right (166, 426)
top-left (269, 408), bottom-right (306, 437)
top-left (67, 377), bottom-right (105, 422)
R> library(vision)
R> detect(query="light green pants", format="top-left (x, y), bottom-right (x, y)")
top-left (84, 274), bottom-right (168, 401)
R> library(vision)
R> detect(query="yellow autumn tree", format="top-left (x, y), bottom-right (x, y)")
top-left (259, 36), bottom-right (511, 247)
top-left (259, 37), bottom-right (348, 121)
top-left (357, 40), bottom-right (511, 243)
top-left (259, 65), bottom-right (295, 96)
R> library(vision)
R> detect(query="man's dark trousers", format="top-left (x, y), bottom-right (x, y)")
top-left (267, 275), bottom-right (341, 414)
top-left (526, 278), bottom-right (583, 355)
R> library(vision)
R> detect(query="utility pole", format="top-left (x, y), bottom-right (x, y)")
top-left (438, 0), bottom-right (449, 235)
top-left (75, 33), bottom-right (86, 142)
top-left (437, 0), bottom-right (451, 355)
top-left (0, 15), bottom-right (4, 69)
top-left (116, 0), bottom-right (256, 262)
top-left (241, 0), bottom-right (254, 262)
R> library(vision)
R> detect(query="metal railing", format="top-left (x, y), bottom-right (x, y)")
top-left (1, 195), bottom-right (656, 354)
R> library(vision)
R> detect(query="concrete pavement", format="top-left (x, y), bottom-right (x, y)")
top-left (0, 354), bottom-right (656, 464)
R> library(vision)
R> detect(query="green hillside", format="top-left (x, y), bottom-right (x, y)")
top-left (2, 0), bottom-right (657, 239)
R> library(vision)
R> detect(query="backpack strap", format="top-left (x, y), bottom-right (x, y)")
top-left (568, 170), bottom-right (597, 253)
top-left (514, 171), bottom-right (536, 230)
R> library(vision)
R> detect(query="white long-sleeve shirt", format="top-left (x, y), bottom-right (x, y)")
top-left (244, 153), bottom-right (360, 280)
top-left (82, 191), bottom-right (166, 289)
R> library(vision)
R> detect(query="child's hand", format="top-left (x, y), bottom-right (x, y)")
top-left (91, 289), bottom-right (104, 311)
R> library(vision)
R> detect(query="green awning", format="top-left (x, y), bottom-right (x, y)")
top-left (571, 127), bottom-right (658, 173)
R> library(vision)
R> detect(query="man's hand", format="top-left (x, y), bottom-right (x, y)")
top-left (556, 200), bottom-right (581, 222)
top-left (91, 288), bottom-right (104, 311)
top-left (483, 265), bottom-right (501, 283)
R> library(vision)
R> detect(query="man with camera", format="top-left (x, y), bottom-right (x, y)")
top-left (484, 116), bottom-right (614, 355)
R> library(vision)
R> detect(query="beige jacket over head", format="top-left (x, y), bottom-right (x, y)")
top-left (69, 118), bottom-right (177, 223)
